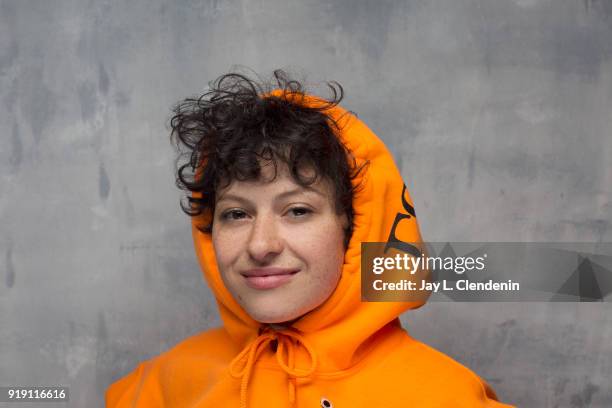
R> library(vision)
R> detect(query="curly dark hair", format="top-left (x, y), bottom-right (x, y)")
top-left (169, 69), bottom-right (364, 247)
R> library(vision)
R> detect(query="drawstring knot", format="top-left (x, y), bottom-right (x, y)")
top-left (229, 327), bottom-right (317, 408)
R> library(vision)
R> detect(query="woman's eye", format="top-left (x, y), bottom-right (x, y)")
top-left (288, 207), bottom-right (312, 217)
top-left (221, 209), bottom-right (248, 220)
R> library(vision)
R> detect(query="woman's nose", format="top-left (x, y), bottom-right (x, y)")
top-left (246, 214), bottom-right (283, 263)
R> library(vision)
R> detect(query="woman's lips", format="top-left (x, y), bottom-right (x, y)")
top-left (241, 268), bottom-right (300, 290)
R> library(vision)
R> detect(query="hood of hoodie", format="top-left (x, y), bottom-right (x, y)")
top-left (191, 91), bottom-right (424, 374)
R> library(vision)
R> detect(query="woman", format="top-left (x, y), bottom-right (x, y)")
top-left (106, 70), bottom-right (512, 407)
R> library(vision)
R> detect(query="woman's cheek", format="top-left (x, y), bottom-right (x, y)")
top-left (295, 226), bottom-right (330, 250)
top-left (213, 232), bottom-right (239, 266)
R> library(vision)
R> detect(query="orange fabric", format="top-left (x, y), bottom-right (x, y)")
top-left (106, 92), bottom-right (514, 407)
top-left (228, 327), bottom-right (317, 408)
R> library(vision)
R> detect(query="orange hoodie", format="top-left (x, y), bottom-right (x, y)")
top-left (106, 92), bottom-right (514, 407)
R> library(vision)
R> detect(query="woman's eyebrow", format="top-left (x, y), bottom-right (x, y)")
top-left (216, 186), bottom-right (326, 205)
top-left (274, 186), bottom-right (326, 201)
top-left (216, 194), bottom-right (253, 206)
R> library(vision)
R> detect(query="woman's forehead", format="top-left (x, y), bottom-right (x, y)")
top-left (216, 165), bottom-right (333, 203)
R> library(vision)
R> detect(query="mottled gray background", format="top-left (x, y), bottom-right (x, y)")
top-left (1, 0), bottom-right (611, 407)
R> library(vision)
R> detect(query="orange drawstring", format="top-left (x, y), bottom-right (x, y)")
top-left (286, 337), bottom-right (296, 404)
top-left (229, 328), bottom-right (318, 408)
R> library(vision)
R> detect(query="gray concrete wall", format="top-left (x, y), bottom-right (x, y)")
top-left (1, 0), bottom-right (611, 406)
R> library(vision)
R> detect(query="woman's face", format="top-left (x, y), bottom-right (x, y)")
top-left (212, 163), bottom-right (348, 324)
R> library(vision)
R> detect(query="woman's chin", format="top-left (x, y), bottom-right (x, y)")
top-left (252, 312), bottom-right (300, 325)
top-left (247, 305), bottom-right (304, 325)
